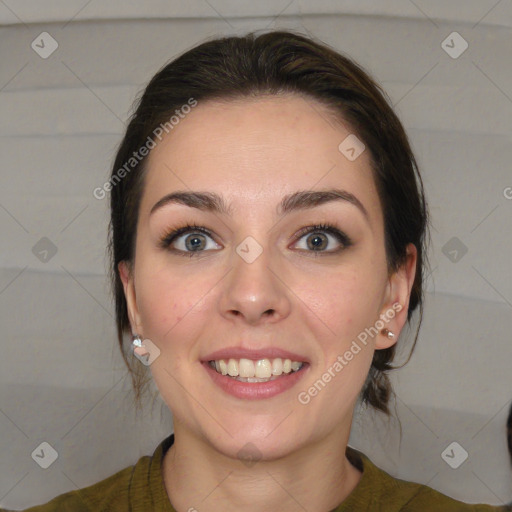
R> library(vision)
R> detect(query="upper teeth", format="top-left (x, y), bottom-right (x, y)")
top-left (210, 358), bottom-right (303, 378)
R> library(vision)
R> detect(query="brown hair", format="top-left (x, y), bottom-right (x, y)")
top-left (108, 29), bottom-right (430, 417)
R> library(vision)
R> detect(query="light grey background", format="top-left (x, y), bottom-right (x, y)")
top-left (0, 1), bottom-right (511, 509)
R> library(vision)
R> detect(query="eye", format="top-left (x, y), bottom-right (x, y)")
top-left (292, 223), bottom-right (352, 254)
top-left (159, 224), bottom-right (221, 256)
top-left (159, 222), bottom-right (352, 257)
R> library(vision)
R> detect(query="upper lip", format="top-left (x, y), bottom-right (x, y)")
top-left (202, 346), bottom-right (310, 363)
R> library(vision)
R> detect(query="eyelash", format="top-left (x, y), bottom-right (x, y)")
top-left (158, 222), bottom-right (353, 257)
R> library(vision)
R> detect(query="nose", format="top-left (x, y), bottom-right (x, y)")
top-left (218, 242), bottom-right (292, 326)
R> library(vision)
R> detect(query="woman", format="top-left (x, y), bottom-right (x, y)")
top-left (7, 30), bottom-right (508, 512)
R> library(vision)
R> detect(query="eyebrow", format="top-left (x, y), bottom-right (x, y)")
top-left (149, 188), bottom-right (370, 222)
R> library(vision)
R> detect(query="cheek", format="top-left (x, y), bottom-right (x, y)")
top-left (137, 272), bottom-right (179, 335)
top-left (135, 259), bottom-right (216, 354)
top-left (299, 266), bottom-right (384, 341)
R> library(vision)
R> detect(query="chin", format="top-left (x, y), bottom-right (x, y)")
top-left (202, 421), bottom-right (306, 463)
top-left (224, 436), bottom-right (299, 463)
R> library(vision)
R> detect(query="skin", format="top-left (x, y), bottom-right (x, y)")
top-left (119, 93), bottom-right (417, 512)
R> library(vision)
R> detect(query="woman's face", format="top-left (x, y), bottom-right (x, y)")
top-left (120, 94), bottom-right (416, 460)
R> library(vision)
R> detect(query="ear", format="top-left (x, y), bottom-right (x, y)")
top-left (118, 260), bottom-right (143, 335)
top-left (375, 243), bottom-right (418, 350)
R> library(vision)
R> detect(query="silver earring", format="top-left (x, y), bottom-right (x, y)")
top-left (132, 333), bottom-right (143, 348)
top-left (381, 328), bottom-right (395, 340)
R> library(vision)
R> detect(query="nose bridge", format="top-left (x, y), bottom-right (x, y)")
top-left (218, 234), bottom-right (291, 324)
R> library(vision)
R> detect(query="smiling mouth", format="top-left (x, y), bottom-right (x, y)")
top-left (208, 357), bottom-right (305, 382)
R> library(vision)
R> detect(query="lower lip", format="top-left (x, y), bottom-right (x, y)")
top-left (202, 362), bottom-right (309, 400)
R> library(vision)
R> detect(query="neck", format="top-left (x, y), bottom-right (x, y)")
top-left (162, 421), bottom-right (362, 512)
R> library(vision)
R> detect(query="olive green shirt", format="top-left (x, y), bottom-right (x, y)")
top-left (3, 434), bottom-right (509, 511)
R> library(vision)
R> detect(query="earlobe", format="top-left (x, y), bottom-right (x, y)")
top-left (375, 243), bottom-right (418, 350)
top-left (118, 260), bottom-right (143, 334)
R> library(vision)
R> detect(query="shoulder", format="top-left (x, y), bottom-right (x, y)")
top-left (341, 447), bottom-right (508, 512)
top-left (1, 434), bottom-right (174, 512)
top-left (0, 464), bottom-right (137, 512)
top-left (399, 484), bottom-right (509, 511)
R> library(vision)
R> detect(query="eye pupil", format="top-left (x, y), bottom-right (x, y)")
top-left (186, 234), bottom-right (205, 251)
top-left (307, 233), bottom-right (327, 251)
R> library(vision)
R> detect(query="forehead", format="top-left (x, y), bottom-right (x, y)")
top-left (141, 94), bottom-right (382, 227)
